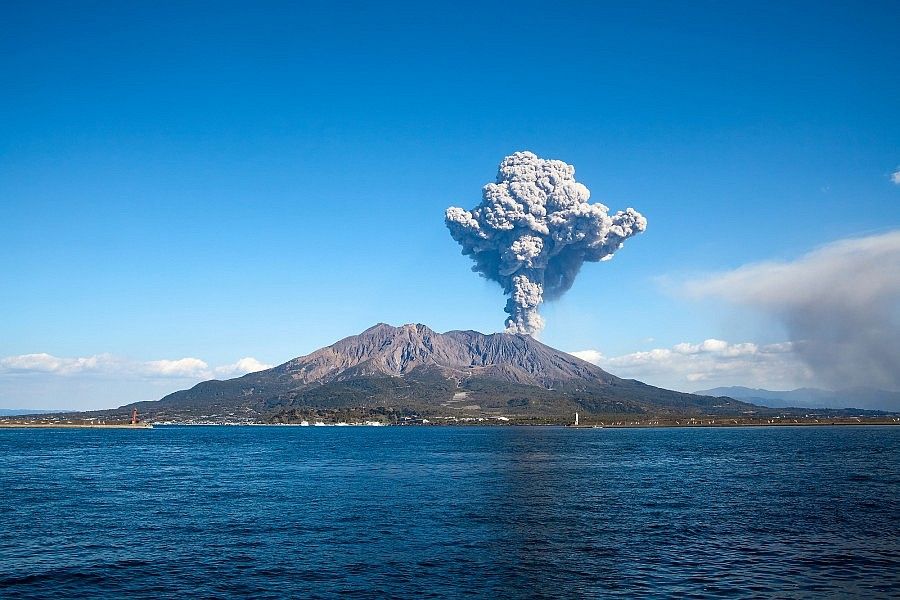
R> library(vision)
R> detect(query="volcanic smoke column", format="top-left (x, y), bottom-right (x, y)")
top-left (446, 151), bottom-right (647, 336)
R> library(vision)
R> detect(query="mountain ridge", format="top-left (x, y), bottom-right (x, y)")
top-left (270, 323), bottom-right (614, 387)
top-left (695, 386), bottom-right (900, 412)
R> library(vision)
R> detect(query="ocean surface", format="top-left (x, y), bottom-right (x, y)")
top-left (0, 426), bottom-right (897, 599)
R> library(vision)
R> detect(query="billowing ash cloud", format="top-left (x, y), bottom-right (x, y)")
top-left (684, 230), bottom-right (900, 391)
top-left (446, 151), bottom-right (647, 335)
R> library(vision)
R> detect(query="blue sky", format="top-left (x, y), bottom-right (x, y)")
top-left (2, 1), bottom-right (899, 409)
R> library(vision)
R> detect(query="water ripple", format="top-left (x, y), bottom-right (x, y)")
top-left (0, 425), bottom-right (897, 598)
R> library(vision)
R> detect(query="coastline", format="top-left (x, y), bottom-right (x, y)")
top-left (0, 423), bottom-right (153, 429)
top-left (564, 420), bottom-right (900, 429)
top-left (1, 417), bottom-right (897, 430)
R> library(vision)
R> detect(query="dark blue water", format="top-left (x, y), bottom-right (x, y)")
top-left (0, 426), bottom-right (897, 598)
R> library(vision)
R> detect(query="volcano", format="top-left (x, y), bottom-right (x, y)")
top-left (126, 323), bottom-right (753, 421)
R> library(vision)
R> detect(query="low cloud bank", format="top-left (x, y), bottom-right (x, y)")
top-left (0, 353), bottom-right (272, 379)
top-left (571, 339), bottom-right (813, 391)
top-left (0, 352), bottom-right (274, 411)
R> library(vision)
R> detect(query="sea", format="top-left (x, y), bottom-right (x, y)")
top-left (0, 425), bottom-right (897, 599)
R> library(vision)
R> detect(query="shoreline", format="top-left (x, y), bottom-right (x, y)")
top-left (0, 423), bottom-right (153, 429)
top-left (1, 419), bottom-right (897, 430)
top-left (564, 421), bottom-right (900, 429)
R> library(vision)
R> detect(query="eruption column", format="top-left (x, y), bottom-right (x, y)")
top-left (446, 151), bottom-right (646, 335)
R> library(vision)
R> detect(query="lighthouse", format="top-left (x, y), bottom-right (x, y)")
top-left (574, 412), bottom-right (579, 426)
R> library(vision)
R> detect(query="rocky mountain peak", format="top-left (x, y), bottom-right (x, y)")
top-left (274, 323), bottom-right (610, 388)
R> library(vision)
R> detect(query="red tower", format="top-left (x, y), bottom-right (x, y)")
top-left (131, 408), bottom-right (138, 424)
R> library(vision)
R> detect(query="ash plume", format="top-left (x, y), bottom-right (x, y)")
top-left (684, 230), bottom-right (900, 391)
top-left (446, 151), bottom-right (647, 335)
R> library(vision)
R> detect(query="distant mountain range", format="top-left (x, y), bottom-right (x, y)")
top-left (0, 408), bottom-right (59, 416)
top-left (694, 386), bottom-right (900, 412)
top-left (126, 323), bottom-right (756, 421)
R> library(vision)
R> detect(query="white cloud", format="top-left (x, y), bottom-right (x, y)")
top-left (682, 230), bottom-right (900, 390)
top-left (0, 352), bottom-right (277, 411)
top-left (214, 357), bottom-right (274, 377)
top-left (892, 168), bottom-right (900, 185)
top-left (0, 352), bottom-right (273, 380)
top-left (0, 353), bottom-right (112, 374)
top-left (569, 350), bottom-right (604, 364)
top-left (571, 339), bottom-right (814, 392)
top-left (143, 358), bottom-right (210, 378)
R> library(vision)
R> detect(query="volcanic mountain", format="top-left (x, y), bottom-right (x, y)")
top-left (129, 323), bottom-right (753, 420)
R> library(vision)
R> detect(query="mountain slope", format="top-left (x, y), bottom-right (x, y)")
top-left (132, 323), bottom-right (755, 419)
